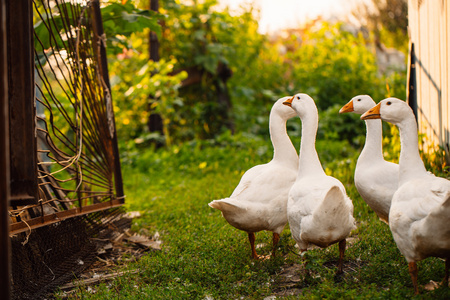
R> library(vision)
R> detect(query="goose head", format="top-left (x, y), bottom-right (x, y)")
top-left (282, 93), bottom-right (317, 118)
top-left (339, 95), bottom-right (376, 115)
top-left (361, 98), bottom-right (413, 125)
top-left (273, 96), bottom-right (298, 120)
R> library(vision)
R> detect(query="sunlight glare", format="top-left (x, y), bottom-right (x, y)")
top-left (217, 0), bottom-right (361, 33)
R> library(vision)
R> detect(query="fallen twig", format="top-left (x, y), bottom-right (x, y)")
top-left (58, 269), bottom-right (140, 291)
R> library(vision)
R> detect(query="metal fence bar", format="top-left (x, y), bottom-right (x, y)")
top-left (91, 0), bottom-right (124, 199)
top-left (0, 0), bottom-right (11, 297)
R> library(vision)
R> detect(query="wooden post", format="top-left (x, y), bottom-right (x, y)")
top-left (408, 42), bottom-right (418, 122)
top-left (0, 0), bottom-right (11, 297)
top-left (149, 0), bottom-right (160, 62)
top-left (6, 0), bottom-right (38, 206)
top-left (147, 0), bottom-right (164, 146)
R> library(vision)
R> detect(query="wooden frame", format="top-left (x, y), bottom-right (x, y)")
top-left (7, 0), bottom-right (125, 235)
top-left (4, 1), bottom-right (126, 296)
top-left (0, 0), bottom-right (11, 298)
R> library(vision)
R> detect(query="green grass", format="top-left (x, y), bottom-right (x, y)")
top-left (55, 133), bottom-right (450, 299)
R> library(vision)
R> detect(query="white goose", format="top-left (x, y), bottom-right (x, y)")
top-left (284, 93), bottom-right (355, 273)
top-left (209, 96), bottom-right (298, 259)
top-left (361, 98), bottom-right (450, 294)
top-left (339, 95), bottom-right (399, 223)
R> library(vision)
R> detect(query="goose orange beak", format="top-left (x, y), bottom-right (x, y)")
top-left (361, 103), bottom-right (381, 120)
top-left (339, 100), bottom-right (354, 114)
top-left (283, 96), bottom-right (294, 107)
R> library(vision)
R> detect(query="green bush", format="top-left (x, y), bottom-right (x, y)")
top-left (106, 2), bottom-right (407, 147)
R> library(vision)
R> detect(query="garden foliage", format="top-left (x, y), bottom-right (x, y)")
top-left (106, 0), bottom-right (407, 148)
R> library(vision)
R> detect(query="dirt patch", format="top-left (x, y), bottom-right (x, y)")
top-left (270, 236), bottom-right (364, 297)
top-left (271, 263), bottom-right (305, 297)
top-left (271, 259), bottom-right (365, 297)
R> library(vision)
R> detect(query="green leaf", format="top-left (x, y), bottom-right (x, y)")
top-left (101, 3), bottom-right (161, 38)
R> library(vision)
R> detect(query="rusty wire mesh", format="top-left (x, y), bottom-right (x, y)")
top-left (11, 208), bottom-right (128, 300)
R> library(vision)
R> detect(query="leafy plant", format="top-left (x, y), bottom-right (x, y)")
top-left (158, 0), bottom-right (264, 140)
top-left (101, 2), bottom-right (161, 54)
top-left (109, 51), bottom-right (187, 146)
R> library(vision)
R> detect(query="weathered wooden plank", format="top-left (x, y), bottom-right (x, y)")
top-left (9, 198), bottom-right (125, 235)
top-left (429, 0), bottom-right (440, 146)
top-left (446, 0), bottom-right (450, 154)
top-left (413, 0), bottom-right (424, 126)
top-left (439, 0), bottom-right (448, 152)
top-left (418, 1), bottom-right (431, 141)
top-left (0, 0), bottom-right (11, 298)
top-left (6, 0), bottom-right (38, 206)
top-left (409, 0), bottom-right (450, 161)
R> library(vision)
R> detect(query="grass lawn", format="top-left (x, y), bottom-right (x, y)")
top-left (55, 133), bottom-right (450, 299)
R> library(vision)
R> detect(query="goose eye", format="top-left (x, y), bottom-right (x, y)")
top-left (387, 101), bottom-right (392, 106)
top-left (357, 99), bottom-right (361, 101)
top-left (297, 96), bottom-right (300, 100)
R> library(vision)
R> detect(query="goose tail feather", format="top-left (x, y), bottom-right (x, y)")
top-left (300, 186), bottom-right (355, 246)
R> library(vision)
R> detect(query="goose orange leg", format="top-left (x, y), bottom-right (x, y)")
top-left (337, 239), bottom-right (346, 274)
top-left (248, 232), bottom-right (259, 259)
top-left (271, 233), bottom-right (280, 257)
top-left (408, 261), bottom-right (419, 295)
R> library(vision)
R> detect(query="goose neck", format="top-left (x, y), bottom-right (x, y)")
top-left (298, 112), bottom-right (325, 178)
top-left (270, 112), bottom-right (298, 165)
top-left (360, 119), bottom-right (384, 161)
top-left (397, 117), bottom-right (427, 184)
